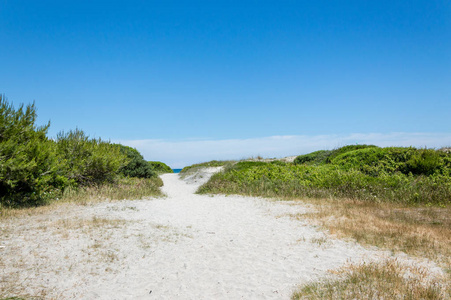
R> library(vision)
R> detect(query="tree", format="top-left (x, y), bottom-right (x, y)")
top-left (0, 95), bottom-right (60, 206)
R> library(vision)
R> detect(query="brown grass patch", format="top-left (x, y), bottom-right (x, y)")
top-left (290, 198), bottom-right (450, 299)
top-left (294, 199), bottom-right (451, 269)
top-left (292, 259), bottom-right (450, 299)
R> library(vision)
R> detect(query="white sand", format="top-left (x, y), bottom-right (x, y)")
top-left (0, 169), bottom-right (443, 299)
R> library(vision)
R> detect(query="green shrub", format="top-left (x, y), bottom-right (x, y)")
top-left (0, 96), bottom-right (61, 207)
top-left (180, 160), bottom-right (232, 174)
top-left (294, 145), bottom-right (378, 166)
top-left (198, 159), bottom-right (451, 205)
top-left (331, 147), bottom-right (449, 177)
top-left (0, 95), bottom-right (166, 208)
top-left (326, 144), bottom-right (378, 162)
top-left (294, 150), bottom-right (333, 165)
top-left (57, 129), bottom-right (128, 185)
top-left (148, 161), bottom-right (173, 174)
top-left (116, 145), bottom-right (156, 178)
top-left (232, 161), bottom-right (267, 171)
top-left (404, 149), bottom-right (445, 176)
top-left (270, 160), bottom-right (289, 166)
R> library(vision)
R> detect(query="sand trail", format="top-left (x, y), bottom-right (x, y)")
top-left (1, 170), bottom-right (387, 299)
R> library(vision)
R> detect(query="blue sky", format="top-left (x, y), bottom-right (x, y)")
top-left (1, 1), bottom-right (450, 167)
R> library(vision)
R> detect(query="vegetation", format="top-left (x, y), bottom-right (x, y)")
top-left (292, 259), bottom-right (449, 299)
top-left (329, 146), bottom-right (450, 177)
top-left (180, 160), bottom-right (233, 174)
top-left (293, 145), bottom-right (377, 165)
top-left (0, 97), bottom-right (61, 207)
top-left (59, 176), bottom-right (163, 204)
top-left (57, 130), bottom-right (128, 186)
top-left (148, 161), bottom-right (173, 174)
top-left (0, 176), bottom-right (163, 220)
top-left (117, 145), bottom-right (156, 178)
top-left (293, 198), bottom-right (451, 269)
top-left (200, 146), bottom-right (451, 205)
top-left (193, 146), bottom-right (451, 298)
top-left (293, 150), bottom-right (333, 165)
top-left (0, 95), bottom-right (165, 208)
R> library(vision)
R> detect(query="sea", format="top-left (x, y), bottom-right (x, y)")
top-left (172, 169), bottom-right (182, 173)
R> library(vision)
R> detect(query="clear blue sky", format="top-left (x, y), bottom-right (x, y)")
top-left (1, 1), bottom-right (450, 166)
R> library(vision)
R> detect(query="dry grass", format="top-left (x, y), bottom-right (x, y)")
top-left (59, 177), bottom-right (163, 204)
top-left (292, 259), bottom-right (450, 299)
top-left (55, 216), bottom-right (126, 231)
top-left (0, 177), bottom-right (162, 220)
top-left (291, 198), bottom-right (451, 299)
top-left (0, 214), bottom-right (127, 300)
top-left (294, 199), bottom-right (451, 269)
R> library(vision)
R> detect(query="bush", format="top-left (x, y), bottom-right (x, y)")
top-left (0, 95), bottom-right (166, 208)
top-left (404, 149), bottom-right (446, 176)
top-left (56, 129), bottom-right (128, 186)
top-left (294, 150), bottom-right (333, 165)
top-left (148, 161), bottom-right (173, 174)
top-left (331, 147), bottom-right (449, 177)
top-left (198, 155), bottom-right (451, 205)
top-left (117, 145), bottom-right (156, 178)
top-left (0, 96), bottom-right (61, 207)
top-left (294, 145), bottom-right (378, 166)
top-left (180, 160), bottom-right (232, 174)
top-left (326, 144), bottom-right (378, 162)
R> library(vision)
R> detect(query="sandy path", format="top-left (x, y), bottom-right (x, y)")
top-left (1, 170), bottom-right (380, 299)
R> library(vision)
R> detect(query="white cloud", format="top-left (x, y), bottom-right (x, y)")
top-left (116, 132), bottom-right (451, 168)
